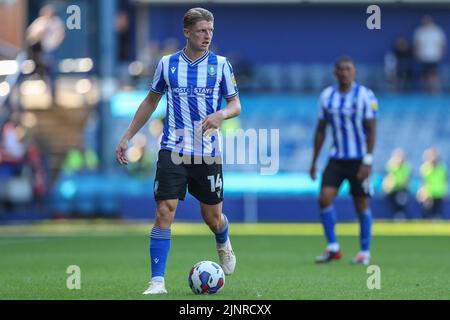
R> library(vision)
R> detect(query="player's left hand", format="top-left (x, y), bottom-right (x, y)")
top-left (201, 111), bottom-right (226, 136)
top-left (116, 138), bottom-right (129, 165)
top-left (357, 164), bottom-right (371, 181)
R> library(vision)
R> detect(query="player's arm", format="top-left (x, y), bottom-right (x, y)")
top-left (309, 119), bottom-right (327, 180)
top-left (364, 118), bottom-right (376, 157)
top-left (116, 91), bottom-right (162, 165)
top-left (201, 95), bottom-right (241, 134)
top-left (357, 88), bottom-right (378, 180)
top-left (202, 59), bottom-right (241, 134)
top-left (357, 118), bottom-right (377, 181)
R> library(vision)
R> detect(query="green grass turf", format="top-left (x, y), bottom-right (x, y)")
top-left (1, 233), bottom-right (449, 300)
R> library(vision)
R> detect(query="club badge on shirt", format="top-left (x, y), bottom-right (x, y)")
top-left (207, 64), bottom-right (217, 76)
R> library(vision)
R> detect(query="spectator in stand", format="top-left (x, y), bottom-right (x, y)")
top-left (0, 119), bottom-right (29, 210)
top-left (26, 4), bottom-right (65, 99)
top-left (392, 37), bottom-right (414, 92)
top-left (413, 15), bottom-right (447, 93)
top-left (416, 148), bottom-right (448, 219)
top-left (382, 149), bottom-right (412, 219)
top-left (0, 120), bottom-right (25, 173)
top-left (62, 147), bottom-right (99, 175)
top-left (116, 9), bottom-right (133, 88)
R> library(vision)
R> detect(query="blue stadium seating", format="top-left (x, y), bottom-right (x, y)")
top-left (102, 92), bottom-right (450, 177)
top-left (52, 93), bottom-right (450, 218)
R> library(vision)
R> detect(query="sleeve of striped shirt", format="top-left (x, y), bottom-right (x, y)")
top-left (150, 58), bottom-right (167, 95)
top-left (363, 89), bottom-right (378, 119)
top-left (221, 59), bottom-right (239, 99)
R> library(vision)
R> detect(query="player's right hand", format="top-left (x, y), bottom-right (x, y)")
top-left (309, 163), bottom-right (317, 181)
top-left (116, 139), bottom-right (129, 165)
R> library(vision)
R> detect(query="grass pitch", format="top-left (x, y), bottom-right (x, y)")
top-left (0, 221), bottom-right (449, 300)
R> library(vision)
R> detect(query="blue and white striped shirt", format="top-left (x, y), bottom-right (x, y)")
top-left (318, 83), bottom-right (378, 160)
top-left (151, 49), bottom-right (238, 156)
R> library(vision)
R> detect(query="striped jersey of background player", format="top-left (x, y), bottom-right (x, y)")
top-left (309, 56), bottom-right (378, 266)
top-left (115, 7), bottom-right (241, 294)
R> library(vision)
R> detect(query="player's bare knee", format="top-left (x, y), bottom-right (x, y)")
top-left (355, 206), bottom-right (369, 216)
top-left (160, 199), bottom-right (177, 212)
top-left (319, 195), bottom-right (332, 209)
top-left (155, 201), bottom-right (176, 226)
top-left (353, 198), bottom-right (369, 214)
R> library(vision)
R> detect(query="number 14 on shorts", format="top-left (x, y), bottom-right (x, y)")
top-left (207, 174), bottom-right (223, 197)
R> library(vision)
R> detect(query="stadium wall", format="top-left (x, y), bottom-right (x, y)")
top-left (148, 3), bottom-right (450, 64)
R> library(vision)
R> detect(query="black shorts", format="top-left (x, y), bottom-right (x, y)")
top-left (321, 159), bottom-right (373, 197)
top-left (421, 62), bottom-right (439, 75)
top-left (154, 149), bottom-right (224, 205)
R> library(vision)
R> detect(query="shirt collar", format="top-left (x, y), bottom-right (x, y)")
top-left (180, 48), bottom-right (210, 66)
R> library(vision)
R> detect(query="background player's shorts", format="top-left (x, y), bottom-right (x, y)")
top-left (321, 159), bottom-right (373, 197)
top-left (154, 149), bottom-right (224, 205)
top-left (420, 62), bottom-right (439, 76)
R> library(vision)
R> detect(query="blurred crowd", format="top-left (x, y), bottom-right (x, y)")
top-left (1, 3), bottom-right (449, 217)
top-left (19, 7), bottom-right (449, 95)
top-left (25, 4), bottom-right (65, 98)
top-left (0, 118), bottom-right (47, 213)
top-left (115, 12), bottom-right (448, 94)
top-left (382, 147), bottom-right (448, 220)
top-left (385, 15), bottom-right (447, 93)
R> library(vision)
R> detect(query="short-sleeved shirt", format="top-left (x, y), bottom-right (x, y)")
top-left (151, 49), bottom-right (238, 157)
top-left (318, 83), bottom-right (378, 160)
top-left (413, 25), bottom-right (447, 63)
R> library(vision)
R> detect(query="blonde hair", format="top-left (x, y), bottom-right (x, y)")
top-left (183, 8), bottom-right (214, 29)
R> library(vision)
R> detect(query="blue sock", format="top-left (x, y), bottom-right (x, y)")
top-left (359, 209), bottom-right (373, 252)
top-left (150, 227), bottom-right (171, 281)
top-left (214, 214), bottom-right (229, 245)
top-left (320, 206), bottom-right (338, 245)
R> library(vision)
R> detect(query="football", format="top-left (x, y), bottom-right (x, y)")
top-left (188, 261), bottom-right (225, 294)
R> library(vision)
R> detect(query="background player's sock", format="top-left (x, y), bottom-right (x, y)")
top-left (215, 214), bottom-right (229, 249)
top-left (150, 227), bottom-right (171, 283)
top-left (320, 206), bottom-right (339, 251)
top-left (358, 208), bottom-right (373, 253)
